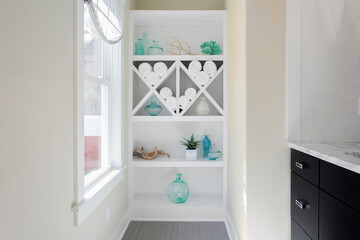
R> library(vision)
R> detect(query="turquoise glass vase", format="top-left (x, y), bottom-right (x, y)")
top-left (167, 174), bottom-right (189, 204)
top-left (202, 135), bottom-right (212, 158)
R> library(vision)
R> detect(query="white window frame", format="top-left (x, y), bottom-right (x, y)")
top-left (72, 0), bottom-right (124, 226)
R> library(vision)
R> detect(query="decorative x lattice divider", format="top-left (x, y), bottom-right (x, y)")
top-left (132, 60), bottom-right (224, 117)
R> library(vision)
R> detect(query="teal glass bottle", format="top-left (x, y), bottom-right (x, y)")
top-left (135, 38), bottom-right (145, 55)
top-left (142, 33), bottom-right (149, 55)
top-left (167, 174), bottom-right (189, 204)
top-left (202, 135), bottom-right (212, 158)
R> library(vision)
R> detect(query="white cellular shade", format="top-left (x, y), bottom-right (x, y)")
top-left (85, 0), bottom-right (123, 44)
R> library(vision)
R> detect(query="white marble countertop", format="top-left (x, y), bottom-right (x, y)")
top-left (287, 141), bottom-right (360, 174)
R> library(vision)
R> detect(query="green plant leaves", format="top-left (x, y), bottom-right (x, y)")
top-left (180, 134), bottom-right (201, 149)
top-left (190, 134), bottom-right (194, 142)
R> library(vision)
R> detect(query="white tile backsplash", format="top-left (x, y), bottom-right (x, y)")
top-left (300, 0), bottom-right (360, 142)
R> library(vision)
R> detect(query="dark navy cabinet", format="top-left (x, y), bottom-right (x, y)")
top-left (291, 219), bottom-right (312, 240)
top-left (291, 150), bottom-right (319, 186)
top-left (291, 173), bottom-right (318, 240)
top-left (319, 190), bottom-right (360, 240)
top-left (291, 149), bottom-right (360, 240)
top-left (320, 161), bottom-right (360, 213)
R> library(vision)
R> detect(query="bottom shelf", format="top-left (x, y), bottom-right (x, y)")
top-left (130, 193), bottom-right (225, 220)
top-left (133, 193), bottom-right (223, 207)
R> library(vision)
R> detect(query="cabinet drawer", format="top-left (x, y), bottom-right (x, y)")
top-left (292, 218), bottom-right (312, 240)
top-left (320, 161), bottom-right (360, 212)
top-left (291, 150), bottom-right (319, 186)
top-left (319, 190), bottom-right (360, 240)
top-left (291, 172), bottom-right (318, 240)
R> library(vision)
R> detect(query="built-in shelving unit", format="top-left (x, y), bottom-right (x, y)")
top-left (128, 10), bottom-right (227, 221)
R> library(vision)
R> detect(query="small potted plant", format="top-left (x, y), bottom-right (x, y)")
top-left (180, 134), bottom-right (201, 160)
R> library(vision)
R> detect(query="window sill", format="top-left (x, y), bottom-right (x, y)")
top-left (72, 167), bottom-right (125, 226)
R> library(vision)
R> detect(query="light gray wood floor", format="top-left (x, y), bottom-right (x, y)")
top-left (122, 221), bottom-right (230, 240)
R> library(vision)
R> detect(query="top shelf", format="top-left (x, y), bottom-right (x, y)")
top-left (131, 10), bottom-right (226, 26)
top-left (131, 55), bottom-right (224, 61)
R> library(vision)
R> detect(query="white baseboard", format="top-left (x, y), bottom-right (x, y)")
top-left (111, 210), bottom-right (131, 240)
top-left (225, 209), bottom-right (240, 240)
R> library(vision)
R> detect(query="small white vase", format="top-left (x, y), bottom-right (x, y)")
top-left (186, 149), bottom-right (197, 160)
top-left (196, 96), bottom-right (210, 115)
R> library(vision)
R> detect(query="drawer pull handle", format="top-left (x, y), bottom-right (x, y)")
top-left (295, 161), bottom-right (304, 169)
top-left (295, 199), bottom-right (307, 209)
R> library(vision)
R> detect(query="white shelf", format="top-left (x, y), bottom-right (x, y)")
top-left (130, 193), bottom-right (225, 220)
top-left (131, 10), bottom-right (226, 26)
top-left (132, 55), bottom-right (224, 61)
top-left (131, 116), bottom-right (224, 122)
top-left (132, 155), bottom-right (224, 168)
top-left (133, 193), bottom-right (223, 207)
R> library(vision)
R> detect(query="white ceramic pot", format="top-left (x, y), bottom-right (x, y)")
top-left (186, 149), bottom-right (197, 160)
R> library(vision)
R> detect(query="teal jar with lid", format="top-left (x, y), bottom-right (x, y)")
top-left (148, 40), bottom-right (163, 55)
top-left (145, 101), bottom-right (163, 116)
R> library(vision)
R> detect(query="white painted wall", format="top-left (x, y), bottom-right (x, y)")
top-left (226, 0), bottom-right (247, 239)
top-left (246, 1), bottom-right (290, 239)
top-left (227, 0), bottom-right (290, 239)
top-left (0, 0), bottom-right (131, 239)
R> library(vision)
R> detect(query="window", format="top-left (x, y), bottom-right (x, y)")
top-left (84, 6), bottom-right (111, 187)
top-left (73, 0), bottom-right (124, 226)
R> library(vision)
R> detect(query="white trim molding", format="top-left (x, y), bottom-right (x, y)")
top-left (73, 0), bottom-right (124, 226)
top-left (74, 0), bottom-right (85, 219)
top-left (111, 210), bottom-right (131, 240)
top-left (72, 168), bottom-right (125, 226)
top-left (225, 209), bottom-right (240, 240)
